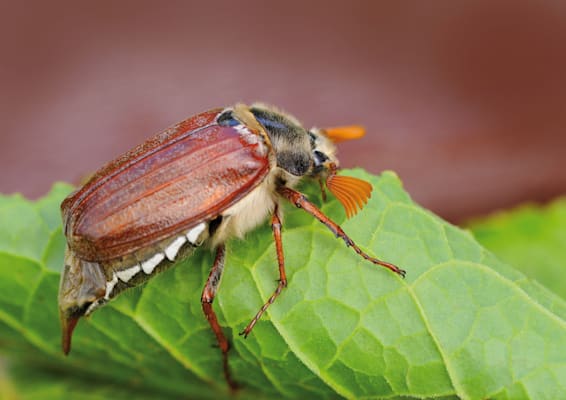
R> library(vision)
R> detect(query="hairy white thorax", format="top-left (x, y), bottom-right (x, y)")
top-left (210, 167), bottom-right (299, 248)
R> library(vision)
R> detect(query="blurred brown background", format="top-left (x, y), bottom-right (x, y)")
top-left (1, 0), bottom-right (565, 222)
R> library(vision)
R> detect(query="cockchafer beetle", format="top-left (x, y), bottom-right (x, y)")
top-left (58, 103), bottom-right (406, 389)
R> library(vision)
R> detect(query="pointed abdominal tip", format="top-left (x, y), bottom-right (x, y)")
top-left (324, 125), bottom-right (366, 143)
top-left (327, 174), bottom-right (373, 218)
top-left (61, 316), bottom-right (79, 355)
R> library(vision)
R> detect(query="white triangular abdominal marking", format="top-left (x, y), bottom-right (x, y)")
top-left (186, 222), bottom-right (206, 244)
top-left (141, 253), bottom-right (165, 274)
top-left (85, 299), bottom-right (103, 316)
top-left (104, 273), bottom-right (119, 300)
top-left (102, 228), bottom-right (203, 304)
top-left (116, 264), bottom-right (141, 282)
top-left (165, 235), bottom-right (187, 261)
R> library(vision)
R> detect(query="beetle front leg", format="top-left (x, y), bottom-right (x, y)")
top-left (240, 203), bottom-right (287, 338)
top-left (201, 244), bottom-right (238, 390)
top-left (278, 186), bottom-right (406, 277)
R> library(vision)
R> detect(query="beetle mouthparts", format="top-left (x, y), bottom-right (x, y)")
top-left (61, 315), bottom-right (79, 355)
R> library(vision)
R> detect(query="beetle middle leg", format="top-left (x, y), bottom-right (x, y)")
top-left (201, 244), bottom-right (238, 390)
top-left (240, 203), bottom-right (287, 338)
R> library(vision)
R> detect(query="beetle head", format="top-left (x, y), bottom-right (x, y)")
top-left (227, 103), bottom-right (373, 218)
top-left (59, 247), bottom-right (106, 354)
top-left (309, 125), bottom-right (373, 218)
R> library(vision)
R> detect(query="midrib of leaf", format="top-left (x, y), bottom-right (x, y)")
top-left (404, 203), bottom-right (566, 399)
top-left (413, 260), bottom-right (566, 399)
top-left (406, 282), bottom-right (467, 399)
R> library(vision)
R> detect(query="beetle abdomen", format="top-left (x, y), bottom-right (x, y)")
top-left (75, 220), bottom-right (210, 315)
top-left (62, 113), bottom-right (271, 262)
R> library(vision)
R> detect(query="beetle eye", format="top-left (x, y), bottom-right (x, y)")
top-left (314, 150), bottom-right (328, 166)
top-left (217, 111), bottom-right (240, 127)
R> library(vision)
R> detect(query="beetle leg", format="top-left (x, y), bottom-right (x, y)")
top-left (240, 203), bottom-right (287, 338)
top-left (278, 187), bottom-right (406, 277)
top-left (318, 177), bottom-right (327, 201)
top-left (201, 244), bottom-right (238, 390)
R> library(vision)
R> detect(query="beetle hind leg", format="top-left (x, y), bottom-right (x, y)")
top-left (240, 204), bottom-right (287, 338)
top-left (201, 244), bottom-right (238, 390)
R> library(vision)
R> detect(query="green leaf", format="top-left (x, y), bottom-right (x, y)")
top-left (1, 171), bottom-right (565, 400)
top-left (469, 199), bottom-right (566, 300)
